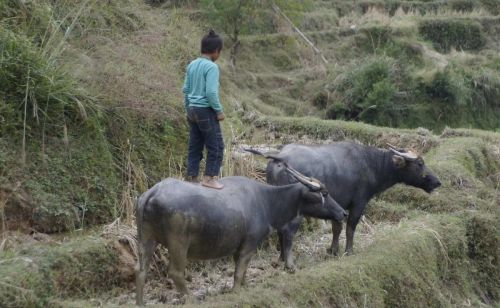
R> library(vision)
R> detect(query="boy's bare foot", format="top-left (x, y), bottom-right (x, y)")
top-left (185, 176), bottom-right (199, 183)
top-left (216, 113), bottom-right (225, 121)
top-left (201, 176), bottom-right (224, 189)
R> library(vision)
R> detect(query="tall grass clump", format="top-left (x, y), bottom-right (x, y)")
top-left (0, 26), bottom-right (94, 137)
top-left (0, 0), bottom-right (144, 41)
top-left (0, 236), bottom-right (128, 307)
top-left (49, 0), bottom-right (145, 40)
top-left (319, 54), bottom-right (500, 131)
top-left (419, 18), bottom-right (486, 53)
top-left (478, 0), bottom-right (500, 15)
top-left (325, 56), bottom-right (410, 127)
top-left (0, 1), bottom-right (125, 232)
top-left (421, 64), bottom-right (500, 129)
top-left (466, 214), bottom-right (500, 302)
top-left (0, 0), bottom-right (53, 40)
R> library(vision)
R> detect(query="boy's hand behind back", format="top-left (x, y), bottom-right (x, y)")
top-left (216, 113), bottom-right (225, 121)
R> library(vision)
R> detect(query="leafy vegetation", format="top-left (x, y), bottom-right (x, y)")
top-left (197, 214), bottom-right (498, 307)
top-left (200, 0), bottom-right (311, 65)
top-left (0, 26), bottom-right (92, 136)
top-left (0, 235), bottom-right (126, 307)
top-left (0, 0), bottom-right (191, 232)
top-left (325, 56), bottom-right (401, 125)
top-left (419, 18), bottom-right (486, 52)
top-left (321, 55), bottom-right (500, 130)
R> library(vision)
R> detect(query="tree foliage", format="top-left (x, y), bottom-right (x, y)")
top-left (200, 0), bottom-right (311, 65)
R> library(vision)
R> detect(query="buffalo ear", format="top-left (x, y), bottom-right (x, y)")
top-left (392, 155), bottom-right (406, 168)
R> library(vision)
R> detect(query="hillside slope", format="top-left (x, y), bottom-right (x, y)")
top-left (1, 118), bottom-right (498, 307)
top-left (0, 0), bottom-right (499, 306)
top-left (230, 0), bottom-right (500, 130)
top-left (1, 0), bottom-right (499, 232)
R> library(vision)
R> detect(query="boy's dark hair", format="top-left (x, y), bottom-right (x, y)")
top-left (201, 29), bottom-right (223, 54)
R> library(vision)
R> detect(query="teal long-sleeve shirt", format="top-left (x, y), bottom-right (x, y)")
top-left (182, 57), bottom-right (223, 114)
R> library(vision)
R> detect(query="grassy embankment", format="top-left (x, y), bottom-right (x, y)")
top-left (1, 0), bottom-right (499, 233)
top-left (234, 0), bottom-right (500, 130)
top-left (0, 0), bottom-right (195, 233)
top-left (2, 118), bottom-right (498, 306)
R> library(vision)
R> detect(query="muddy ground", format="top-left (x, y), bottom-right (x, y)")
top-left (99, 218), bottom-right (382, 306)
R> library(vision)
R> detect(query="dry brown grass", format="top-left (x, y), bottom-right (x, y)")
top-left (102, 217), bottom-right (384, 306)
top-left (71, 8), bottom-right (191, 121)
top-left (427, 7), bottom-right (492, 17)
top-left (0, 198), bottom-right (6, 248)
top-left (118, 140), bottom-right (147, 225)
top-left (102, 218), bottom-right (170, 281)
top-left (224, 143), bottom-right (273, 181)
top-left (339, 5), bottom-right (492, 31)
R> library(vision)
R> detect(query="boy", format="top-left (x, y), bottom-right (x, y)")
top-left (183, 30), bottom-right (225, 189)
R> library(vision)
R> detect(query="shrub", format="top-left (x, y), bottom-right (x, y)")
top-left (325, 57), bottom-right (500, 130)
top-left (0, 26), bottom-right (92, 136)
top-left (358, 26), bottom-right (393, 53)
top-left (412, 64), bottom-right (500, 130)
top-left (312, 91), bottom-right (328, 109)
top-left (425, 69), bottom-right (471, 106)
top-left (326, 57), bottom-right (405, 125)
top-left (450, 0), bottom-right (476, 12)
top-left (466, 215), bottom-right (500, 301)
top-left (479, 0), bottom-right (500, 15)
top-left (419, 19), bottom-right (486, 53)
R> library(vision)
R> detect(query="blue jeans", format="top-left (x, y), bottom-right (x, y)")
top-left (186, 107), bottom-right (224, 177)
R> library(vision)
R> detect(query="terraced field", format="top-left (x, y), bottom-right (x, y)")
top-left (0, 0), bottom-right (498, 306)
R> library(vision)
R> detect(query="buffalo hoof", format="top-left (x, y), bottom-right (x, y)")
top-left (326, 247), bottom-right (339, 257)
top-left (271, 256), bottom-right (282, 268)
top-left (172, 294), bottom-right (188, 305)
top-left (285, 264), bottom-right (296, 274)
top-left (221, 286), bottom-right (232, 294)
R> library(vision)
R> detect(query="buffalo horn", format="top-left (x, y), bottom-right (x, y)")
top-left (244, 147), bottom-right (324, 190)
top-left (284, 163), bottom-right (322, 191)
top-left (387, 143), bottom-right (418, 161)
top-left (243, 148), bottom-right (283, 162)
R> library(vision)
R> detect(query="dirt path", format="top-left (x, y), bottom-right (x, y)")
top-left (105, 219), bottom-right (385, 306)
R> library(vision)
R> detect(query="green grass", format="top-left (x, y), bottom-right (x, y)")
top-left (419, 18), bottom-right (486, 53)
top-left (0, 26), bottom-right (93, 136)
top-left (0, 0), bottom-right (191, 232)
top-left (3, 114), bottom-right (500, 306)
top-left (1, 122), bottom-right (120, 233)
top-left (253, 116), bottom-right (439, 150)
top-left (0, 234), bottom-right (126, 307)
top-left (188, 213), bottom-right (498, 307)
top-left (256, 116), bottom-right (499, 213)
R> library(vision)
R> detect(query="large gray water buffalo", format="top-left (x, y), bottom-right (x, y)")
top-left (246, 142), bottom-right (441, 270)
top-left (135, 166), bottom-right (347, 305)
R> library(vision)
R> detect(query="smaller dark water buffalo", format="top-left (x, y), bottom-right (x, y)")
top-left (135, 167), bottom-right (347, 305)
top-left (247, 142), bottom-right (441, 270)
